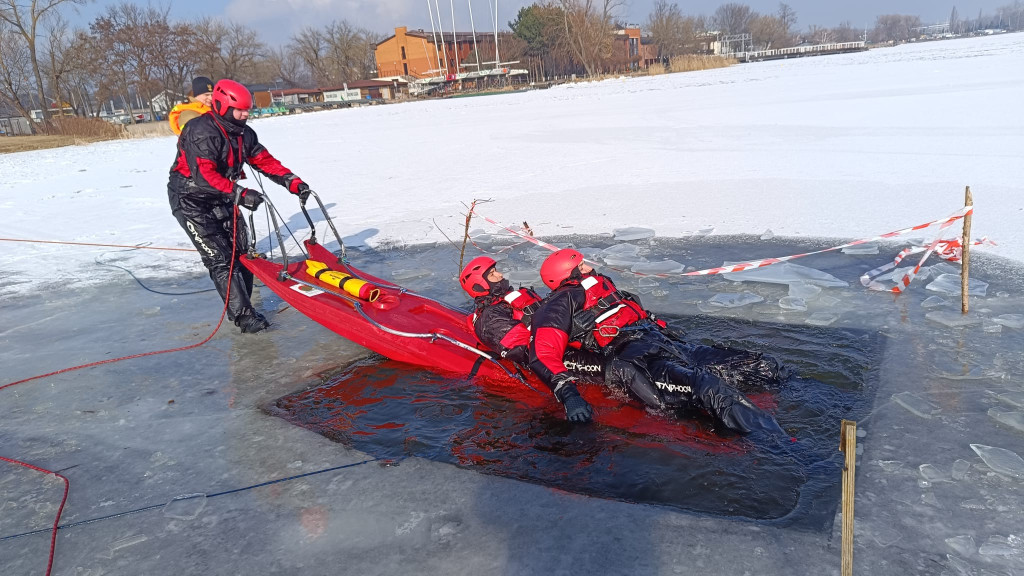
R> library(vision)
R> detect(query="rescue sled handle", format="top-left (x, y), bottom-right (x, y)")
top-left (285, 273), bottom-right (528, 385)
top-left (299, 192), bottom-right (348, 263)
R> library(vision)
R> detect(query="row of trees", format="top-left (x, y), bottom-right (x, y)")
top-left (0, 0), bottom-right (380, 131)
top-left (3, 0), bottom-right (1023, 132)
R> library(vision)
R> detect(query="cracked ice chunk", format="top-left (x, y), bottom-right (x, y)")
top-left (602, 243), bottom-right (642, 257)
top-left (631, 260), bottom-right (684, 275)
top-left (970, 444), bottom-right (1024, 479)
top-left (778, 297), bottom-right (807, 311)
top-left (708, 292), bottom-right (764, 308)
top-left (612, 227), bottom-right (655, 241)
top-left (723, 262), bottom-right (848, 287)
top-left (392, 268), bottom-right (434, 281)
top-left (992, 314), bottom-right (1024, 329)
top-left (920, 464), bottom-right (949, 483)
top-left (505, 269), bottom-right (541, 286)
top-left (925, 311), bottom-right (982, 328)
top-left (952, 459), bottom-right (972, 480)
top-left (929, 262), bottom-right (961, 276)
top-left (988, 408), bottom-right (1024, 433)
top-left (995, 392), bottom-right (1024, 408)
top-left (817, 295), bottom-right (840, 307)
top-left (892, 392), bottom-right (939, 418)
top-left (926, 274), bottom-right (988, 297)
top-left (978, 535), bottom-right (1024, 556)
top-left (760, 229), bottom-right (774, 240)
top-left (163, 493), bottom-right (207, 520)
top-left (788, 282), bottom-right (822, 299)
top-left (842, 242), bottom-right (879, 255)
top-left (921, 296), bottom-right (948, 308)
top-left (805, 313), bottom-right (839, 326)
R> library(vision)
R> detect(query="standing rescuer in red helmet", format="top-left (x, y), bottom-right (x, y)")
top-left (529, 248), bottom-right (788, 434)
top-left (460, 255), bottom-right (605, 375)
top-left (168, 79), bottom-right (313, 334)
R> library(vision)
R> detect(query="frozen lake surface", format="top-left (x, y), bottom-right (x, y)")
top-left (3, 234), bottom-right (1023, 576)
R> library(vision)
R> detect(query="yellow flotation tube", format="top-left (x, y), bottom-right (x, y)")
top-left (305, 260), bottom-right (381, 302)
top-left (168, 101), bottom-right (211, 135)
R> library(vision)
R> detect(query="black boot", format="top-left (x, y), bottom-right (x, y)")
top-left (235, 309), bottom-right (270, 334)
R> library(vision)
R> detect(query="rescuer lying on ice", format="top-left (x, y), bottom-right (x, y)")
top-left (168, 79), bottom-right (314, 334)
top-left (460, 256), bottom-right (604, 378)
top-left (529, 248), bottom-right (787, 436)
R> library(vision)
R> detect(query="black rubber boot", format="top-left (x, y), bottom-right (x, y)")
top-left (235, 310), bottom-right (270, 334)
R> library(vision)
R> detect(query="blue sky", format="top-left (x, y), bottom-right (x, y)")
top-left (69, 0), bottom-right (1007, 46)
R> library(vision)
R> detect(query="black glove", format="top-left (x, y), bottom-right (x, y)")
top-left (286, 175), bottom-right (311, 203)
top-left (239, 188), bottom-right (264, 211)
top-left (552, 374), bottom-right (593, 424)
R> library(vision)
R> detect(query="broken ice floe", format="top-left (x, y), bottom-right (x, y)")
top-left (876, 460), bottom-right (904, 473)
top-left (926, 274), bottom-right (988, 297)
top-left (841, 242), bottom-right (879, 255)
top-left (988, 407), bottom-right (1024, 433)
top-left (805, 313), bottom-right (839, 326)
top-left (952, 459), bottom-right (972, 480)
top-left (778, 297), bottom-right (807, 311)
top-left (892, 392), bottom-right (939, 418)
top-left (978, 535), bottom-right (1024, 557)
top-left (921, 296), bottom-right (948, 308)
top-left (722, 262), bottom-right (847, 288)
top-left (505, 269), bottom-right (541, 287)
top-left (945, 535), bottom-right (976, 557)
top-left (760, 229), bottom-right (774, 240)
top-left (631, 260), bottom-right (685, 275)
top-left (919, 464), bottom-right (950, 485)
top-left (391, 269), bottom-right (434, 281)
top-left (707, 292), bottom-right (764, 308)
top-left (994, 392), bottom-right (1024, 409)
top-left (992, 314), bottom-right (1024, 329)
top-left (788, 282), bottom-right (822, 300)
top-left (925, 311), bottom-right (982, 328)
top-left (817, 295), bottom-right (840, 307)
top-left (612, 227), bottom-right (655, 241)
top-left (163, 493), bottom-right (207, 520)
top-left (970, 444), bottom-right (1024, 479)
top-left (99, 534), bottom-right (148, 559)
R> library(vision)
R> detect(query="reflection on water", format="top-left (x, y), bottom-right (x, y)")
top-left (270, 314), bottom-right (881, 532)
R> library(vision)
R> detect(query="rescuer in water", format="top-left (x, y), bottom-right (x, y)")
top-left (529, 248), bottom-right (787, 434)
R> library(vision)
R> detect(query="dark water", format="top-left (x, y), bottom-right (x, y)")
top-left (269, 312), bottom-right (881, 532)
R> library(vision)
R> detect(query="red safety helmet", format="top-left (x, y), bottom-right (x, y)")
top-left (460, 256), bottom-right (497, 297)
top-left (540, 248), bottom-right (584, 289)
top-left (212, 79), bottom-right (252, 116)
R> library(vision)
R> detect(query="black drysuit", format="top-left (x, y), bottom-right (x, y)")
top-left (530, 275), bottom-right (786, 435)
top-left (167, 111), bottom-right (300, 324)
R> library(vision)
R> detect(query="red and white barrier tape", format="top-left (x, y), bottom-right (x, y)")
top-left (471, 205), bottom-right (993, 292)
top-left (860, 236), bottom-right (995, 292)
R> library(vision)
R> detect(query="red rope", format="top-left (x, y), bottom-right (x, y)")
top-left (1, 208), bottom-right (240, 392)
top-left (0, 237), bottom-right (196, 252)
top-left (0, 457), bottom-right (69, 576)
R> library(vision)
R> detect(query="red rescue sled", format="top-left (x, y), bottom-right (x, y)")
top-left (240, 194), bottom-right (764, 450)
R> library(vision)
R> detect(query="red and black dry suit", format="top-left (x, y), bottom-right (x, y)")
top-left (471, 281), bottom-right (604, 378)
top-left (167, 111), bottom-right (301, 322)
top-left (529, 272), bottom-right (786, 435)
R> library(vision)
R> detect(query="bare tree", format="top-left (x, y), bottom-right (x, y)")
top-left (646, 0), bottom-right (698, 58)
top-left (193, 18), bottom-right (266, 81)
top-left (0, 18), bottom-right (35, 121)
top-left (776, 3), bottom-right (797, 36)
top-left (0, 0), bottom-right (86, 122)
top-left (871, 14), bottom-right (921, 44)
top-left (749, 14), bottom-right (789, 50)
top-left (712, 3), bottom-right (754, 35)
top-left (559, 0), bottom-right (622, 76)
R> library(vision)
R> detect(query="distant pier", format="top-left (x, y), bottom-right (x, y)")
top-left (740, 41), bottom-right (868, 62)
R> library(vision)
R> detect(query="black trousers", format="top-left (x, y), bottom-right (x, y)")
top-left (168, 175), bottom-right (255, 321)
top-left (604, 328), bottom-right (785, 435)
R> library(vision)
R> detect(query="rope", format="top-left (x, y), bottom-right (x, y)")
top-left (1, 208), bottom-right (240, 391)
top-left (0, 457), bottom-right (69, 576)
top-left (94, 246), bottom-right (216, 296)
top-left (0, 237), bottom-right (195, 252)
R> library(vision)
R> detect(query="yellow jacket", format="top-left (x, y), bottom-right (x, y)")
top-left (168, 101), bottom-right (212, 135)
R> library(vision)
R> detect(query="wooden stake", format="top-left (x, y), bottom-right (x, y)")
top-left (961, 186), bottom-right (973, 315)
top-left (458, 199), bottom-right (479, 273)
top-left (839, 419), bottom-right (857, 576)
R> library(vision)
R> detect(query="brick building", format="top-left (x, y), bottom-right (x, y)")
top-left (376, 26), bottom-right (504, 79)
